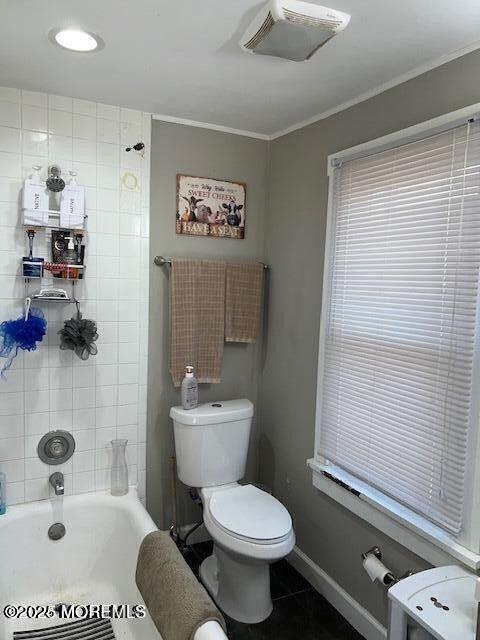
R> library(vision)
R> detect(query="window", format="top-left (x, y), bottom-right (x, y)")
top-left (311, 109), bottom-right (480, 564)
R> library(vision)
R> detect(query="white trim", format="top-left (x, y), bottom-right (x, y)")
top-left (327, 102), bottom-right (480, 168)
top-left (270, 39), bottom-right (480, 139)
top-left (308, 460), bottom-right (480, 571)
top-left (151, 112), bottom-right (270, 141)
top-left (313, 165), bottom-right (336, 461)
top-left (288, 546), bottom-right (387, 640)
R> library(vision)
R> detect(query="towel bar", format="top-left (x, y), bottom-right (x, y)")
top-left (154, 255), bottom-right (269, 270)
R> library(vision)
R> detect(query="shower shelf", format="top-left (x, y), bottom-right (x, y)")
top-left (44, 262), bottom-right (84, 278)
top-left (25, 283), bottom-right (79, 307)
top-left (21, 260), bottom-right (85, 280)
top-left (23, 207), bottom-right (88, 221)
top-left (32, 294), bottom-right (74, 303)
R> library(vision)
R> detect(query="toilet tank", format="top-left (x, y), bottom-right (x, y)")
top-left (170, 399), bottom-right (254, 488)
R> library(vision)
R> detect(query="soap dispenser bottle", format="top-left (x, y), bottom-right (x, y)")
top-left (181, 365), bottom-right (198, 410)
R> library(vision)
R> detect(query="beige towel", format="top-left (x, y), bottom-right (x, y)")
top-left (170, 259), bottom-right (226, 386)
top-left (136, 531), bottom-right (226, 640)
top-left (225, 262), bottom-right (263, 343)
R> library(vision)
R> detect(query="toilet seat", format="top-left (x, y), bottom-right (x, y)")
top-left (208, 484), bottom-right (292, 544)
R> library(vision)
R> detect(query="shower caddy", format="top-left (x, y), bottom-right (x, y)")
top-left (21, 165), bottom-right (88, 307)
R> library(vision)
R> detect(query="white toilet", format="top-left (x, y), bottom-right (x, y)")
top-left (170, 399), bottom-right (295, 623)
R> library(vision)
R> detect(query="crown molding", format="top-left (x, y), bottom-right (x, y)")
top-left (154, 39), bottom-right (480, 142)
top-left (270, 39), bottom-right (480, 139)
top-left (151, 112), bottom-right (270, 141)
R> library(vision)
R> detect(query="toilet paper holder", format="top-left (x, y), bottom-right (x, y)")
top-left (362, 546), bottom-right (414, 587)
top-left (361, 545), bottom-right (383, 561)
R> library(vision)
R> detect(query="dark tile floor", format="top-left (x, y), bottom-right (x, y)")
top-left (182, 542), bottom-right (365, 640)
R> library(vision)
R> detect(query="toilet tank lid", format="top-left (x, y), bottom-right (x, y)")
top-left (170, 399), bottom-right (253, 426)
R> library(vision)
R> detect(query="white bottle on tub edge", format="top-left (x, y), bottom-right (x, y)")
top-left (181, 365), bottom-right (199, 410)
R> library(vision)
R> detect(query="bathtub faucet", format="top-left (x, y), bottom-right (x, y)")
top-left (49, 472), bottom-right (64, 496)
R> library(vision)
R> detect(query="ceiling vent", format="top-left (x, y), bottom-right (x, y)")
top-left (240, 0), bottom-right (350, 62)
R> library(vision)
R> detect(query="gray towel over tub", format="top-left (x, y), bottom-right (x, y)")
top-left (136, 531), bottom-right (227, 640)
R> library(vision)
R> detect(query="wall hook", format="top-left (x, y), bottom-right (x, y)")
top-left (24, 297), bottom-right (31, 321)
top-left (125, 142), bottom-right (145, 157)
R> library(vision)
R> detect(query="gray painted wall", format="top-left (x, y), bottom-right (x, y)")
top-left (147, 49), bottom-right (480, 630)
top-left (259, 48), bottom-right (480, 626)
top-left (147, 121), bottom-right (269, 529)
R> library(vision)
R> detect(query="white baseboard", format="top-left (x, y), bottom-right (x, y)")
top-left (288, 546), bottom-right (387, 640)
top-left (178, 526), bottom-right (387, 639)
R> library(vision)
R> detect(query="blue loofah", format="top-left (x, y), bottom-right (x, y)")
top-left (0, 307), bottom-right (47, 377)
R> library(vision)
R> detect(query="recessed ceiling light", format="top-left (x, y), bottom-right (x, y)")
top-left (49, 28), bottom-right (104, 53)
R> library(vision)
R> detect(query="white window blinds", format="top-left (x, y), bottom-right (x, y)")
top-left (318, 120), bottom-right (480, 534)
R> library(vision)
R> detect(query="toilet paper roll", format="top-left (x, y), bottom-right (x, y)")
top-left (363, 554), bottom-right (393, 584)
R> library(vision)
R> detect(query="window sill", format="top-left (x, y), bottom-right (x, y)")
top-left (307, 458), bottom-right (480, 571)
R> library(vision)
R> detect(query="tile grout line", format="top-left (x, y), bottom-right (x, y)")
top-left (0, 89), bottom-right (148, 504)
top-left (272, 587), bottom-right (314, 602)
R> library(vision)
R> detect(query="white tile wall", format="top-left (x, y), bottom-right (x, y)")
top-left (0, 88), bottom-right (150, 505)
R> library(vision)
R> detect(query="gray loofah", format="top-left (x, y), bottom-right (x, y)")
top-left (58, 304), bottom-right (98, 360)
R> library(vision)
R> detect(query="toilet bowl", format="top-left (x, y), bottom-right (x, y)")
top-left (170, 400), bottom-right (295, 623)
top-left (200, 484), bottom-right (295, 623)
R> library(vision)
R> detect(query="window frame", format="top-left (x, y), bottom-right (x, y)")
top-left (309, 103), bottom-right (480, 571)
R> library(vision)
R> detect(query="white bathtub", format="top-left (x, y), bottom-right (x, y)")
top-left (0, 489), bottom-right (227, 640)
